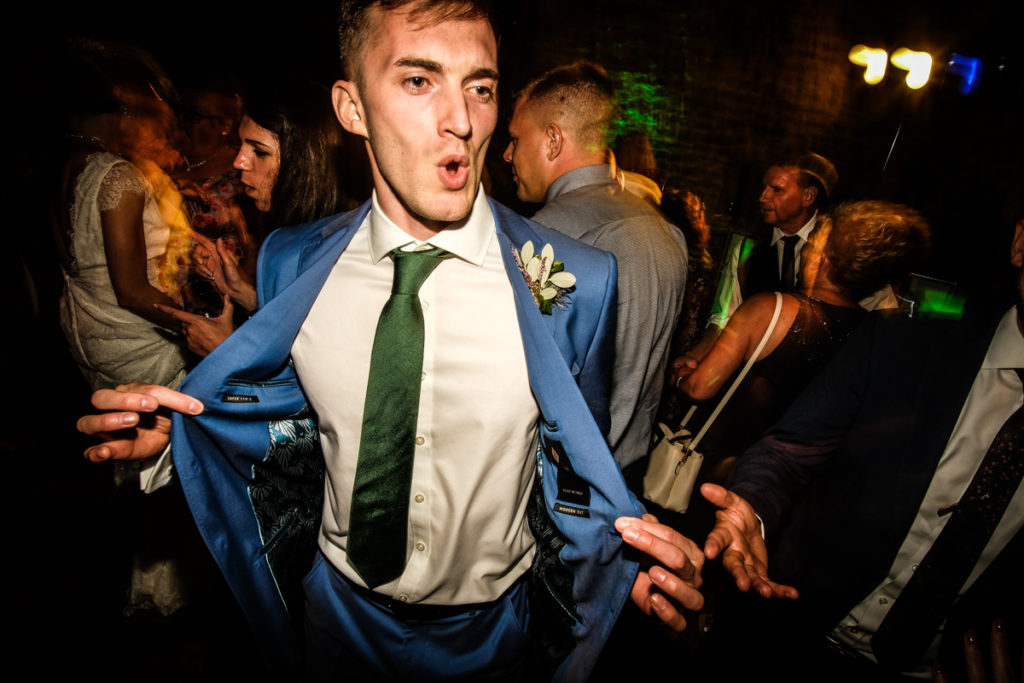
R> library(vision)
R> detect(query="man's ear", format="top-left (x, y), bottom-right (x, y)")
top-left (801, 185), bottom-right (818, 208)
top-left (333, 80), bottom-right (367, 138)
top-left (546, 123), bottom-right (563, 161)
top-left (1010, 219), bottom-right (1024, 268)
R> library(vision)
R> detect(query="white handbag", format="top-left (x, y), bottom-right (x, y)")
top-left (643, 292), bottom-right (783, 513)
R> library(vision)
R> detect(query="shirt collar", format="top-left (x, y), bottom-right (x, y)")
top-left (983, 306), bottom-right (1024, 370)
top-left (771, 211), bottom-right (819, 245)
top-left (367, 188), bottom-right (494, 266)
top-left (544, 164), bottom-right (616, 203)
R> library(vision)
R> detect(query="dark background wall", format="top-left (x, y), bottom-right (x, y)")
top-left (11, 1), bottom-right (1023, 261)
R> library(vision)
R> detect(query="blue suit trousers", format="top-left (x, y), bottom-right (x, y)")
top-left (303, 552), bottom-right (533, 681)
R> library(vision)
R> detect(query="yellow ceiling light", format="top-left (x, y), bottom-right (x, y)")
top-left (848, 44), bottom-right (888, 84)
top-left (890, 48), bottom-right (933, 89)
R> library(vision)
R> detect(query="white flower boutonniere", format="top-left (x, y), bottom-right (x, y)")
top-left (512, 240), bottom-right (577, 315)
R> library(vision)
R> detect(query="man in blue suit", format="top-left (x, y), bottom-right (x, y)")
top-left (78, 1), bottom-right (702, 680)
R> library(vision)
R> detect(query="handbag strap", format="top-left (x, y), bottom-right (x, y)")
top-left (685, 292), bottom-right (784, 453)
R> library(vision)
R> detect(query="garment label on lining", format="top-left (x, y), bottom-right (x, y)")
top-left (548, 440), bottom-right (591, 507)
top-left (223, 394), bottom-right (259, 403)
top-left (553, 503), bottom-right (590, 518)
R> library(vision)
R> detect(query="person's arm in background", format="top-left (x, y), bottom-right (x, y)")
top-left (670, 292), bottom-right (795, 400)
top-left (101, 187), bottom-right (185, 331)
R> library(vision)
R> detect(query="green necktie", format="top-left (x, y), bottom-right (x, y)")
top-left (347, 246), bottom-right (450, 588)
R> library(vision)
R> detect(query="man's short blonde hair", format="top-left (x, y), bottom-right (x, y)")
top-left (517, 61), bottom-right (616, 155)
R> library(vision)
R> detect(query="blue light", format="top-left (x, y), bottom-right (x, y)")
top-left (948, 53), bottom-right (983, 94)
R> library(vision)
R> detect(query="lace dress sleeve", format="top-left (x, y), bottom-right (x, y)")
top-left (97, 160), bottom-right (148, 212)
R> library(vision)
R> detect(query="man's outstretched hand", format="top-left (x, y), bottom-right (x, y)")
top-left (618, 513), bottom-right (705, 631)
top-left (77, 384), bottom-right (203, 462)
top-left (701, 483), bottom-right (798, 599)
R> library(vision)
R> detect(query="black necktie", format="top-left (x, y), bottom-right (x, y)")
top-left (872, 369), bottom-right (1024, 670)
top-left (347, 246), bottom-right (450, 589)
top-left (779, 235), bottom-right (800, 291)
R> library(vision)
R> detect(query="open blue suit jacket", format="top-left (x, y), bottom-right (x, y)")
top-left (170, 198), bottom-right (644, 681)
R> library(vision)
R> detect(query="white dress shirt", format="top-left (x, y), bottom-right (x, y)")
top-left (291, 190), bottom-right (539, 605)
top-left (711, 213), bottom-right (818, 328)
top-left (833, 307), bottom-right (1024, 676)
top-left (769, 211), bottom-right (818, 282)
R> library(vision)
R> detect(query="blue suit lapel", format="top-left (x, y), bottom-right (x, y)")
top-left (491, 199), bottom-right (640, 683)
top-left (187, 207), bottom-right (367, 389)
top-left (493, 201), bottom-right (591, 435)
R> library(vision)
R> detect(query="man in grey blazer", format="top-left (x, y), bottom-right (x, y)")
top-left (504, 61), bottom-right (689, 472)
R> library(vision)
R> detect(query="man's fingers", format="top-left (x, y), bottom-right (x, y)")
top-left (648, 592), bottom-right (688, 632)
top-left (77, 410), bottom-right (141, 436)
top-left (83, 438), bottom-right (145, 463)
top-left (123, 384), bottom-right (203, 415)
top-left (725, 552), bottom-right (798, 599)
top-left (621, 516), bottom-right (707, 631)
top-left (90, 385), bottom-right (202, 415)
top-left (749, 574), bottom-right (778, 599)
top-left (83, 443), bottom-right (114, 463)
top-left (775, 582), bottom-right (799, 599)
top-left (630, 573), bottom-right (693, 632)
top-left (700, 482), bottom-right (731, 508)
top-left (616, 518), bottom-right (700, 576)
top-left (619, 514), bottom-right (698, 550)
top-left (81, 386), bottom-right (202, 440)
top-left (650, 565), bottom-right (704, 610)
top-left (90, 388), bottom-right (158, 413)
top-left (703, 520), bottom-right (736, 561)
top-left (720, 548), bottom-right (754, 591)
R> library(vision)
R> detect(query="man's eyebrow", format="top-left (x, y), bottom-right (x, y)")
top-left (394, 57), bottom-right (444, 73)
top-left (393, 58), bottom-right (498, 83)
top-left (465, 67), bottom-right (499, 82)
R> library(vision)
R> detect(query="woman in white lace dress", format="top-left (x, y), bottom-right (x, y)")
top-left (57, 63), bottom-right (202, 616)
top-left (59, 88), bottom-right (190, 392)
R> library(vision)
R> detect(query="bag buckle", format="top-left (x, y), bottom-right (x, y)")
top-left (673, 447), bottom-right (694, 474)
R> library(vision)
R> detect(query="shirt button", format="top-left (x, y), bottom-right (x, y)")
top-left (421, 371), bottom-right (426, 381)
top-left (415, 542), bottom-right (426, 552)
top-left (422, 301), bottom-right (430, 310)
top-left (414, 493), bottom-right (425, 503)
top-left (879, 597), bottom-right (889, 605)
top-left (415, 436), bottom-right (425, 446)
top-left (397, 594), bottom-right (409, 603)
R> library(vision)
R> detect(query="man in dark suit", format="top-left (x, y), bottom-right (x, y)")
top-left (740, 152), bottom-right (838, 298)
top-left (700, 216), bottom-right (1024, 681)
